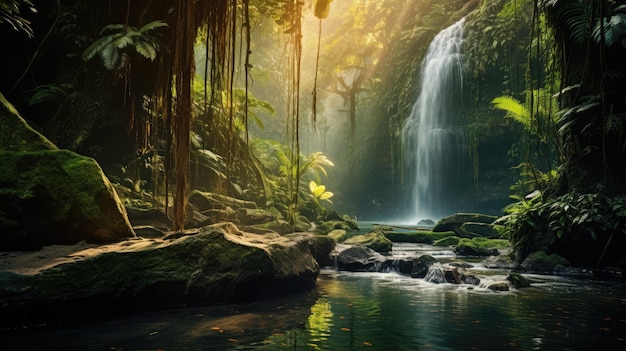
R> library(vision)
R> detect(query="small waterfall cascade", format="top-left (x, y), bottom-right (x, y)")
top-left (401, 18), bottom-right (468, 223)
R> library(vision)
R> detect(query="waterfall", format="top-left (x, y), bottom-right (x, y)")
top-left (401, 18), bottom-right (468, 223)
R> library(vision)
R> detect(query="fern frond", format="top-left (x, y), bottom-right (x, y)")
top-left (134, 39), bottom-right (157, 60)
top-left (138, 20), bottom-right (168, 34)
top-left (82, 35), bottom-right (114, 61)
top-left (491, 96), bottom-right (531, 129)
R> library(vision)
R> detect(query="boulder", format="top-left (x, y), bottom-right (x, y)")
top-left (507, 273), bottom-right (531, 288)
top-left (336, 246), bottom-right (386, 272)
top-left (284, 232), bottom-right (335, 267)
top-left (0, 222), bottom-right (320, 327)
top-left (344, 229), bottom-right (393, 254)
top-left (327, 229), bottom-right (347, 243)
top-left (455, 238), bottom-right (499, 257)
top-left (487, 281), bottom-right (510, 292)
top-left (521, 251), bottom-right (570, 274)
top-left (483, 255), bottom-right (524, 272)
top-left (460, 222), bottom-right (498, 238)
top-left (432, 213), bottom-right (497, 233)
top-left (0, 111), bottom-right (135, 250)
top-left (408, 254), bottom-right (439, 278)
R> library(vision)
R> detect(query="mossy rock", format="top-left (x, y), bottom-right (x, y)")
top-left (471, 237), bottom-right (511, 249)
top-left (327, 229), bottom-right (347, 243)
top-left (0, 109), bottom-right (57, 151)
top-left (507, 273), bottom-right (531, 288)
top-left (383, 230), bottom-right (456, 244)
top-left (344, 230), bottom-right (392, 254)
top-left (317, 220), bottom-right (356, 234)
top-left (460, 222), bottom-right (498, 238)
top-left (432, 213), bottom-right (498, 233)
top-left (521, 251), bottom-right (570, 274)
top-left (455, 238), bottom-right (498, 257)
top-left (432, 236), bottom-right (462, 247)
top-left (0, 149), bottom-right (135, 250)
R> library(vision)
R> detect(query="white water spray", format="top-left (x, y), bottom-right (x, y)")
top-left (401, 18), bottom-right (468, 223)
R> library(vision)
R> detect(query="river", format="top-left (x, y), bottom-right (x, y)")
top-left (2, 245), bottom-right (626, 351)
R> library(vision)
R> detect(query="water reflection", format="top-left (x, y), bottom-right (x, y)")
top-left (254, 272), bottom-right (626, 351)
top-left (2, 270), bottom-right (625, 351)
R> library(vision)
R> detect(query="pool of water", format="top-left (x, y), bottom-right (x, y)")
top-left (2, 261), bottom-right (626, 350)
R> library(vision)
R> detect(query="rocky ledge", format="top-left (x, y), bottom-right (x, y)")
top-left (0, 222), bottom-right (332, 329)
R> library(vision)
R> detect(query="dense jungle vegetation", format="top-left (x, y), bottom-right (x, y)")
top-left (2, 0), bottom-right (626, 268)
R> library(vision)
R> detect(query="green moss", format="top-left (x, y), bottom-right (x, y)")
top-left (327, 229), bottom-right (347, 243)
top-left (383, 230), bottom-right (456, 244)
top-left (345, 231), bottom-right (392, 253)
top-left (432, 236), bottom-right (461, 246)
top-left (472, 237), bottom-right (511, 249)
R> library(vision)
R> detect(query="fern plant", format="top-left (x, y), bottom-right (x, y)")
top-left (82, 20), bottom-right (168, 71)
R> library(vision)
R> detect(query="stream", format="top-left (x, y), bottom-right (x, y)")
top-left (2, 243), bottom-right (626, 351)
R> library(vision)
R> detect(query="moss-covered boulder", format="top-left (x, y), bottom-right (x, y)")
top-left (0, 149), bottom-right (135, 250)
top-left (344, 229), bottom-right (393, 254)
top-left (284, 232), bottom-right (335, 267)
top-left (507, 273), bottom-right (531, 288)
top-left (460, 222), bottom-right (498, 238)
top-left (432, 213), bottom-right (498, 233)
top-left (327, 229), bottom-right (347, 243)
top-left (0, 222), bottom-right (320, 327)
top-left (521, 251), bottom-right (571, 274)
top-left (0, 112), bottom-right (135, 250)
top-left (454, 238), bottom-right (499, 257)
top-left (432, 236), bottom-right (461, 246)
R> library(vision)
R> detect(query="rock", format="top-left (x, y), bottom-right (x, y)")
top-left (0, 149), bottom-right (136, 250)
top-left (133, 225), bottom-right (166, 238)
top-left (336, 246), bottom-right (386, 272)
top-left (344, 229), bottom-right (393, 254)
top-left (0, 111), bottom-right (135, 251)
top-left (521, 251), bottom-right (570, 274)
top-left (0, 109), bottom-right (56, 152)
top-left (409, 255), bottom-right (439, 278)
top-left (125, 207), bottom-right (172, 231)
top-left (237, 208), bottom-right (276, 225)
top-left (507, 273), bottom-right (531, 288)
top-left (444, 266), bottom-right (464, 284)
top-left (188, 190), bottom-right (257, 212)
top-left (487, 281), bottom-right (510, 292)
top-left (460, 222), bottom-right (498, 238)
top-left (284, 233), bottom-right (335, 267)
top-left (0, 222), bottom-right (320, 327)
top-left (432, 236), bottom-right (461, 246)
top-left (432, 213), bottom-right (497, 233)
top-left (461, 273), bottom-right (481, 285)
top-left (417, 218), bottom-right (435, 226)
top-left (252, 220), bottom-right (293, 235)
top-left (455, 238), bottom-right (498, 257)
top-left (317, 220), bottom-right (359, 234)
top-left (483, 255), bottom-right (524, 272)
top-left (327, 229), bottom-right (347, 243)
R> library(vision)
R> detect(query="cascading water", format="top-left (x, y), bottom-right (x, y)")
top-left (401, 18), bottom-right (469, 223)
